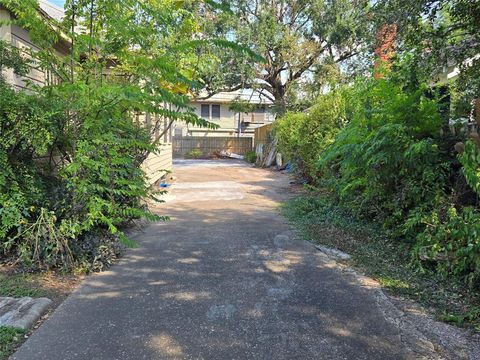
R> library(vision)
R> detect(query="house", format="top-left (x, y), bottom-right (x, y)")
top-left (0, 0), bottom-right (172, 185)
top-left (175, 89), bottom-right (275, 138)
top-left (431, 55), bottom-right (480, 133)
top-left (139, 112), bottom-right (173, 185)
top-left (0, 1), bottom-right (69, 89)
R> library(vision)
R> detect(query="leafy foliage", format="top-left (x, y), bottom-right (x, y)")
top-left (196, 0), bottom-right (372, 113)
top-left (459, 140), bottom-right (480, 197)
top-left (373, 0), bottom-right (480, 97)
top-left (275, 89), bottom-right (348, 180)
top-left (185, 148), bottom-right (203, 159)
top-left (277, 73), bottom-right (480, 285)
top-left (319, 80), bottom-right (446, 230)
top-left (413, 206), bottom-right (480, 287)
top-left (244, 150), bottom-right (256, 163)
top-left (0, 0), bottom-right (231, 270)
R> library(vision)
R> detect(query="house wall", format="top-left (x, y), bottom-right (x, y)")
top-left (185, 102), bottom-right (238, 137)
top-left (1, 7), bottom-right (68, 89)
top-left (10, 24), bottom-right (46, 89)
top-left (142, 143), bottom-right (173, 184)
top-left (137, 112), bottom-right (174, 184)
top-left (177, 101), bottom-right (275, 138)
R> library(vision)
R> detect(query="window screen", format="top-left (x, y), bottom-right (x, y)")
top-left (201, 104), bottom-right (210, 118)
top-left (211, 105), bottom-right (220, 119)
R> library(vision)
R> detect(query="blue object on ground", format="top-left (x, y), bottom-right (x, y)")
top-left (285, 162), bottom-right (293, 173)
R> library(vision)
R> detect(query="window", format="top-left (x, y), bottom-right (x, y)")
top-left (211, 105), bottom-right (220, 119)
top-left (201, 104), bottom-right (210, 118)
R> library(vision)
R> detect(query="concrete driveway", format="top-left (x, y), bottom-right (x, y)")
top-left (12, 160), bottom-right (476, 359)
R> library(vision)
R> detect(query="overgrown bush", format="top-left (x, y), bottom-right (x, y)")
top-left (412, 206), bottom-right (480, 287)
top-left (0, 73), bottom-right (161, 270)
top-left (277, 75), bottom-right (480, 285)
top-left (459, 140), bottom-right (480, 197)
top-left (185, 148), bottom-right (203, 159)
top-left (320, 80), bottom-right (447, 230)
top-left (245, 150), bottom-right (256, 163)
top-left (0, 0), bottom-right (231, 271)
top-left (275, 88), bottom-right (348, 181)
top-left (318, 79), bottom-right (480, 284)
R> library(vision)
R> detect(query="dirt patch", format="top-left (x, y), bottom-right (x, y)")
top-left (0, 266), bottom-right (81, 308)
top-left (0, 265), bottom-right (82, 359)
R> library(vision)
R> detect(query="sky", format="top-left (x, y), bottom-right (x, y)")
top-left (49, 0), bottom-right (65, 7)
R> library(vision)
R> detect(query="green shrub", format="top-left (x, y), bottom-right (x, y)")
top-left (185, 148), bottom-right (202, 159)
top-left (319, 79), bottom-right (446, 230)
top-left (245, 150), bottom-right (257, 163)
top-left (412, 206), bottom-right (480, 286)
top-left (275, 88), bottom-right (348, 181)
top-left (0, 42), bottom-right (162, 270)
top-left (459, 140), bottom-right (480, 197)
top-left (0, 0), bottom-right (229, 272)
top-left (279, 76), bottom-right (480, 285)
top-left (0, 81), bottom-right (162, 270)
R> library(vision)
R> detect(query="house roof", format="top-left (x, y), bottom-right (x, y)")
top-left (193, 89), bottom-right (274, 105)
top-left (39, 0), bottom-right (64, 21)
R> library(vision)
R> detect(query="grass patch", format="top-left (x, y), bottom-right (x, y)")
top-left (0, 273), bottom-right (50, 298)
top-left (0, 327), bottom-right (26, 359)
top-left (282, 194), bottom-right (480, 331)
top-left (0, 267), bottom-right (80, 300)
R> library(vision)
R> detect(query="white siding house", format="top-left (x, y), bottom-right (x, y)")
top-left (176, 90), bottom-right (275, 138)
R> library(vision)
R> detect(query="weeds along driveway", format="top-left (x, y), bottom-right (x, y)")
top-left (12, 160), bottom-right (475, 359)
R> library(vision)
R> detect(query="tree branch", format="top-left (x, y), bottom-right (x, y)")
top-left (194, 83), bottom-right (244, 100)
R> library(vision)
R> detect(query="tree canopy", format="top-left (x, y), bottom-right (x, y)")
top-left (196, 0), bottom-right (372, 113)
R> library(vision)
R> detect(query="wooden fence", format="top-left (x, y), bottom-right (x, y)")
top-left (173, 136), bottom-right (253, 158)
top-left (254, 123), bottom-right (273, 145)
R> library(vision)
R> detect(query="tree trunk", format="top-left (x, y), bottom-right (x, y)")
top-left (267, 77), bottom-right (287, 116)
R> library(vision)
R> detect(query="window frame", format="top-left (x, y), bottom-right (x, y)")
top-left (200, 104), bottom-right (210, 119)
top-left (211, 104), bottom-right (221, 119)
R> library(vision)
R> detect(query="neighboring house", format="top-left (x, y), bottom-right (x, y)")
top-left (0, 1), bottom-right (172, 185)
top-left (432, 55), bottom-right (480, 87)
top-left (175, 90), bottom-right (275, 138)
top-left (0, 1), bottom-right (69, 89)
top-left (432, 55), bottom-right (480, 133)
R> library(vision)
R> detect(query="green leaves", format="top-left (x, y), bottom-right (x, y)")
top-left (278, 74), bottom-right (480, 285)
top-left (275, 88), bottom-right (348, 181)
top-left (459, 140), bottom-right (480, 197)
top-left (414, 206), bottom-right (480, 287)
top-left (1, 0), bottom-right (231, 270)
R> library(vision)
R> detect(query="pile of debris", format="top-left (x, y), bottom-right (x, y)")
top-left (255, 136), bottom-right (285, 169)
top-left (218, 150), bottom-right (245, 160)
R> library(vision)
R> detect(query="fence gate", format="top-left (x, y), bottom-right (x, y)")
top-left (173, 136), bottom-right (253, 158)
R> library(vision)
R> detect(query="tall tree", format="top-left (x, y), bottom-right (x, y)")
top-left (197, 0), bottom-right (372, 114)
top-left (374, 0), bottom-right (480, 95)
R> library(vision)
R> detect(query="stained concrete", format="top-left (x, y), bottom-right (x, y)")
top-left (0, 297), bottom-right (51, 329)
top-left (315, 245), bottom-right (352, 260)
top-left (12, 160), bottom-right (479, 359)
